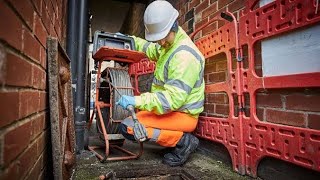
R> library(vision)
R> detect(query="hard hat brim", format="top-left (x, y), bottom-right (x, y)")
top-left (145, 10), bottom-right (179, 42)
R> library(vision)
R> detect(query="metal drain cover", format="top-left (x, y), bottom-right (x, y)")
top-left (101, 167), bottom-right (197, 180)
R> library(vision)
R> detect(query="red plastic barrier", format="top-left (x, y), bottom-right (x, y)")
top-left (129, 59), bottom-right (155, 95)
top-left (194, 0), bottom-right (320, 177)
top-left (238, 0), bottom-right (320, 176)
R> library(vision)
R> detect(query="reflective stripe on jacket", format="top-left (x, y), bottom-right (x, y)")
top-left (132, 27), bottom-right (205, 118)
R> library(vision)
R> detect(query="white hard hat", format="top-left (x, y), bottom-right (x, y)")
top-left (144, 0), bottom-right (179, 41)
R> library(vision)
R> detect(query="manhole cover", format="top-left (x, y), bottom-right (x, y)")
top-left (119, 174), bottom-right (188, 180)
top-left (100, 167), bottom-right (197, 180)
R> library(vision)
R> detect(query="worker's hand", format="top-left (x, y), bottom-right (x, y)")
top-left (116, 95), bottom-right (135, 109)
top-left (133, 122), bottom-right (148, 142)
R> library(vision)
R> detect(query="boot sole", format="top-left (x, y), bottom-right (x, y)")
top-left (162, 136), bottom-right (199, 167)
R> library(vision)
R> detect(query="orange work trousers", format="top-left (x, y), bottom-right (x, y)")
top-left (121, 111), bottom-right (198, 147)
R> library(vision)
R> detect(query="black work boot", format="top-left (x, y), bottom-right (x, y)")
top-left (162, 133), bottom-right (199, 167)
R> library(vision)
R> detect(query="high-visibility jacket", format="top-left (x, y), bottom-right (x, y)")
top-left (132, 27), bottom-right (205, 118)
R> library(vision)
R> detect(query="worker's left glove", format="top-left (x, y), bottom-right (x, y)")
top-left (133, 121), bottom-right (148, 142)
top-left (116, 95), bottom-right (135, 109)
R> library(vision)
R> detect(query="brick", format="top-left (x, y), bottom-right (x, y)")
top-left (308, 114), bottom-right (320, 130)
top-left (265, 109), bottom-right (305, 127)
top-left (209, 6), bottom-right (227, 21)
top-left (8, 0), bottom-right (35, 29)
top-left (41, 3), bottom-right (51, 32)
top-left (40, 47), bottom-right (46, 69)
top-left (23, 30), bottom-right (41, 62)
top-left (38, 167), bottom-right (46, 180)
top-left (3, 121), bottom-right (32, 166)
top-left (208, 93), bottom-right (228, 104)
top-left (218, 19), bottom-right (226, 28)
top-left (0, 44), bottom-right (5, 85)
top-left (211, 0), bottom-right (218, 3)
top-left (195, 0), bottom-right (209, 13)
top-left (0, 91), bottom-right (20, 127)
top-left (228, 0), bottom-right (245, 12)
top-left (0, 162), bottom-right (19, 180)
top-left (256, 93), bottom-right (282, 108)
top-left (32, 65), bottom-right (45, 89)
top-left (18, 141), bottom-right (38, 177)
top-left (19, 91), bottom-right (40, 118)
top-left (195, 17), bottom-right (208, 29)
top-left (256, 108), bottom-right (264, 121)
top-left (55, 21), bottom-right (62, 41)
top-left (50, 21), bottom-right (58, 38)
top-left (286, 94), bottom-right (320, 112)
top-left (181, 22), bottom-right (188, 32)
top-left (190, 0), bottom-right (201, 8)
top-left (216, 60), bottom-right (227, 71)
top-left (31, 113), bottom-right (45, 140)
top-left (204, 103), bottom-right (215, 114)
top-left (204, 74), bottom-right (209, 84)
top-left (205, 63), bottom-right (216, 74)
top-left (214, 52), bottom-right (228, 61)
top-left (46, 0), bottom-right (55, 21)
top-left (25, 154), bottom-right (43, 180)
top-left (215, 104), bottom-right (229, 115)
top-left (202, 2), bottom-right (218, 19)
top-left (0, 3), bottom-right (23, 50)
top-left (31, 0), bottom-right (42, 15)
top-left (180, 4), bottom-right (187, 17)
top-left (5, 53), bottom-right (33, 87)
top-left (202, 21), bottom-right (218, 36)
top-left (37, 130), bottom-right (49, 155)
top-left (39, 91), bottom-right (48, 111)
top-left (208, 71), bottom-right (226, 83)
top-left (218, 0), bottom-right (234, 9)
top-left (34, 15), bottom-right (48, 47)
top-left (51, 0), bottom-right (58, 15)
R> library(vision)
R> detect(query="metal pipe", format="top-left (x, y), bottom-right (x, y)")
top-left (67, 0), bottom-right (81, 152)
top-left (67, 0), bottom-right (89, 153)
top-left (75, 0), bottom-right (89, 153)
top-left (67, 0), bottom-right (78, 90)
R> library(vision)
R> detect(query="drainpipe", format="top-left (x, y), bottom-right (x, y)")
top-left (75, 0), bottom-right (89, 153)
top-left (67, 0), bottom-right (78, 86)
top-left (67, 0), bottom-right (89, 153)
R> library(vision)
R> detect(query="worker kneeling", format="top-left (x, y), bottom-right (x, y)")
top-left (117, 0), bottom-right (205, 167)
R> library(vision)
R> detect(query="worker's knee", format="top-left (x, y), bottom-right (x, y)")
top-left (119, 123), bottom-right (135, 141)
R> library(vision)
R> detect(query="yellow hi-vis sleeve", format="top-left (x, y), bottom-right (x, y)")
top-left (132, 36), bottom-right (160, 62)
top-left (134, 51), bottom-right (201, 115)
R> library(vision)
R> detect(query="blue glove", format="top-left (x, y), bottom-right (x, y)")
top-left (116, 95), bottom-right (135, 109)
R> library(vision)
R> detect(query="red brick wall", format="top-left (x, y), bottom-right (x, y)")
top-left (0, 0), bottom-right (67, 179)
top-left (202, 53), bottom-right (229, 117)
top-left (256, 89), bottom-right (320, 130)
top-left (177, 0), bottom-right (245, 37)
